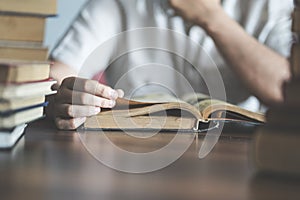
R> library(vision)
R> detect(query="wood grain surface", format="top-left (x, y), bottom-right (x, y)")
top-left (0, 119), bottom-right (299, 200)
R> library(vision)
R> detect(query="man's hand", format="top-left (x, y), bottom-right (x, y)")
top-left (170, 0), bottom-right (290, 105)
top-left (51, 77), bottom-right (124, 130)
top-left (169, 0), bottom-right (222, 29)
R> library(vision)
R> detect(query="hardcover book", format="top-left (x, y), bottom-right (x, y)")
top-left (0, 0), bottom-right (57, 16)
top-left (290, 44), bottom-right (300, 78)
top-left (0, 60), bottom-right (50, 83)
top-left (0, 44), bottom-right (48, 61)
top-left (0, 15), bottom-right (46, 42)
top-left (84, 93), bottom-right (265, 132)
top-left (0, 102), bottom-right (47, 129)
top-left (0, 96), bottom-right (45, 112)
top-left (0, 79), bottom-right (56, 99)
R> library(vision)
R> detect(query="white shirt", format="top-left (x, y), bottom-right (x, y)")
top-left (52, 0), bottom-right (294, 111)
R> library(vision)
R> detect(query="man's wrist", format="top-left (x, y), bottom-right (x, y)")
top-left (198, 7), bottom-right (228, 36)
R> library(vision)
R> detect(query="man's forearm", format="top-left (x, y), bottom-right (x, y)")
top-left (50, 61), bottom-right (78, 85)
top-left (201, 10), bottom-right (291, 105)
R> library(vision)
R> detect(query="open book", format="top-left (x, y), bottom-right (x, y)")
top-left (84, 93), bottom-right (265, 132)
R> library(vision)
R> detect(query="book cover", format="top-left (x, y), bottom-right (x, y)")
top-left (0, 15), bottom-right (46, 42)
top-left (0, 0), bottom-right (57, 16)
top-left (0, 102), bottom-right (48, 117)
top-left (0, 102), bottom-right (47, 129)
top-left (252, 2), bottom-right (300, 177)
top-left (0, 60), bottom-right (50, 83)
top-left (290, 44), bottom-right (300, 78)
top-left (292, 8), bottom-right (300, 33)
top-left (0, 44), bottom-right (48, 61)
top-left (0, 79), bottom-right (56, 99)
top-left (0, 96), bottom-right (45, 112)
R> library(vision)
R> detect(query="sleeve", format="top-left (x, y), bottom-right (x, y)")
top-left (264, 0), bottom-right (294, 58)
top-left (51, 0), bottom-right (122, 74)
top-left (264, 16), bottom-right (293, 58)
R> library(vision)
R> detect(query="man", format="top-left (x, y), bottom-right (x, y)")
top-left (49, 0), bottom-right (293, 130)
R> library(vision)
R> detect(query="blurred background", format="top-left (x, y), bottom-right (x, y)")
top-left (44, 0), bottom-right (87, 51)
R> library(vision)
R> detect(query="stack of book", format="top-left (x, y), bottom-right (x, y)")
top-left (252, 1), bottom-right (300, 176)
top-left (0, 0), bottom-right (57, 148)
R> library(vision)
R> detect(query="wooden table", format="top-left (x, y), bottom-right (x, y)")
top-left (1, 119), bottom-right (300, 200)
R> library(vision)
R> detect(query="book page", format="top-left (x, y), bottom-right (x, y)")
top-left (182, 93), bottom-right (265, 122)
top-left (131, 93), bottom-right (184, 103)
top-left (114, 92), bottom-right (264, 123)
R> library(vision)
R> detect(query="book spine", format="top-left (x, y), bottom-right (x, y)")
top-left (0, 46), bottom-right (48, 61)
top-left (251, 1), bottom-right (300, 177)
top-left (291, 3), bottom-right (300, 78)
top-left (0, 15), bottom-right (45, 43)
top-left (0, 0), bottom-right (57, 16)
top-left (290, 44), bottom-right (300, 77)
top-left (282, 78), bottom-right (300, 105)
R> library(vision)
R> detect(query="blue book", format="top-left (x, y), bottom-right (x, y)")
top-left (0, 102), bottom-right (48, 129)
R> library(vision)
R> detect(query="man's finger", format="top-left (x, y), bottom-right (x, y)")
top-left (55, 104), bottom-right (101, 118)
top-left (62, 77), bottom-right (119, 100)
top-left (56, 89), bottom-right (116, 108)
top-left (55, 117), bottom-right (86, 130)
top-left (116, 89), bottom-right (125, 98)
